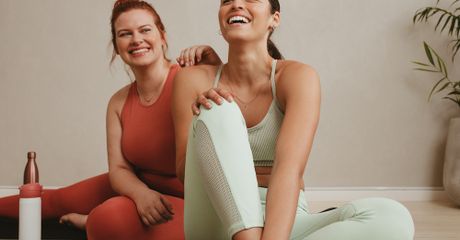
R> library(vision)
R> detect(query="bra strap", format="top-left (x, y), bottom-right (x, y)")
top-left (270, 59), bottom-right (278, 99)
top-left (213, 65), bottom-right (224, 88)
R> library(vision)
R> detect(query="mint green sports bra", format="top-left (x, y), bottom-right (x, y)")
top-left (213, 60), bottom-right (284, 167)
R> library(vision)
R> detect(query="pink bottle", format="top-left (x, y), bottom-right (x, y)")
top-left (19, 151), bottom-right (42, 240)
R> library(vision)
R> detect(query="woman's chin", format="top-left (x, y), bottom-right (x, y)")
top-left (128, 58), bottom-right (156, 68)
top-left (224, 35), bottom-right (251, 44)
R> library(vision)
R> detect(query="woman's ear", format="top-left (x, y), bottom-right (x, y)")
top-left (272, 11), bottom-right (280, 29)
top-left (161, 31), bottom-right (168, 47)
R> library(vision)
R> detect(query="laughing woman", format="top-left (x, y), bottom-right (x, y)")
top-left (173, 0), bottom-right (415, 239)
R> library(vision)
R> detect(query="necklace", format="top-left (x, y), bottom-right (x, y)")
top-left (227, 80), bottom-right (268, 110)
top-left (136, 85), bottom-right (154, 103)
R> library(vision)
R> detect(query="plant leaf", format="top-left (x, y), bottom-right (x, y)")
top-left (412, 61), bottom-right (431, 67)
top-left (436, 82), bottom-right (451, 93)
top-left (455, 16), bottom-right (460, 36)
top-left (435, 13), bottom-right (447, 30)
top-left (452, 39), bottom-right (460, 61)
top-left (436, 53), bottom-right (443, 72)
top-left (443, 97), bottom-right (460, 106)
top-left (414, 68), bottom-right (439, 73)
top-left (424, 42), bottom-right (435, 65)
top-left (431, 46), bottom-right (448, 76)
top-left (442, 16), bottom-right (452, 33)
top-left (428, 77), bottom-right (447, 101)
top-left (428, 9), bottom-right (439, 18)
top-left (449, 16), bottom-right (456, 35)
top-left (447, 90), bottom-right (460, 96)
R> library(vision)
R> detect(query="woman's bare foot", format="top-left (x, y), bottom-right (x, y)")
top-left (59, 213), bottom-right (88, 230)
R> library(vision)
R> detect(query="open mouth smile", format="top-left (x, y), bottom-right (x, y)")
top-left (128, 47), bottom-right (150, 55)
top-left (227, 15), bottom-right (250, 25)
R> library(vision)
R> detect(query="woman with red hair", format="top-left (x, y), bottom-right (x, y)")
top-left (0, 1), bottom-right (220, 239)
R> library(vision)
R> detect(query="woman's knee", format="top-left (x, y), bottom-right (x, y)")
top-left (350, 198), bottom-right (415, 238)
top-left (86, 196), bottom-right (143, 240)
top-left (357, 198), bottom-right (412, 219)
top-left (196, 100), bottom-right (244, 130)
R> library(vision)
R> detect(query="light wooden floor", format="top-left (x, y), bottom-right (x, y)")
top-left (308, 201), bottom-right (460, 240)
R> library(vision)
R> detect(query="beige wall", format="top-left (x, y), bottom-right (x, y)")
top-left (1, 0), bottom-right (458, 187)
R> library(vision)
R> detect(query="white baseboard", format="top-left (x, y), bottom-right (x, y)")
top-left (0, 186), bottom-right (448, 201)
top-left (0, 186), bottom-right (19, 197)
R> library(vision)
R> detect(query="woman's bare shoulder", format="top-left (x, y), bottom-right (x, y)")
top-left (275, 60), bottom-right (320, 107)
top-left (108, 83), bottom-right (132, 114)
top-left (276, 60), bottom-right (318, 80)
top-left (175, 64), bottom-right (220, 91)
top-left (275, 60), bottom-right (320, 90)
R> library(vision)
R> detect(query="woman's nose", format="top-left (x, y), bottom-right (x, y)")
top-left (230, 0), bottom-right (244, 10)
top-left (131, 32), bottom-right (143, 45)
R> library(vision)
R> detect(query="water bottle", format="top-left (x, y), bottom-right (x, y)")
top-left (19, 151), bottom-right (42, 240)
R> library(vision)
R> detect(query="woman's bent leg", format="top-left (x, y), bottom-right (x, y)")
top-left (184, 101), bottom-right (263, 239)
top-left (0, 173), bottom-right (116, 219)
top-left (290, 197), bottom-right (414, 240)
top-left (86, 195), bottom-right (184, 240)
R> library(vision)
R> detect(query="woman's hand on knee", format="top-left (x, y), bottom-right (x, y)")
top-left (192, 88), bottom-right (234, 115)
top-left (133, 189), bottom-right (174, 226)
top-left (176, 45), bottom-right (222, 67)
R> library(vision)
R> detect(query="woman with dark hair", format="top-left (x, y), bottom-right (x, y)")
top-left (0, 0), bottom-right (220, 239)
top-left (173, 0), bottom-right (415, 239)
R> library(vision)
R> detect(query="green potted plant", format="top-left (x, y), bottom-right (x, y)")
top-left (413, 0), bottom-right (460, 205)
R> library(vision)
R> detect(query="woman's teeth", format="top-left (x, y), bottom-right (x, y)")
top-left (130, 48), bottom-right (149, 54)
top-left (228, 16), bottom-right (249, 24)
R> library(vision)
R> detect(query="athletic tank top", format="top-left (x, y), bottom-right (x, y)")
top-left (213, 60), bottom-right (284, 167)
top-left (121, 64), bottom-right (183, 197)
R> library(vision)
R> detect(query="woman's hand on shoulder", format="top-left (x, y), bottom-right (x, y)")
top-left (132, 188), bottom-right (174, 226)
top-left (176, 45), bottom-right (222, 67)
top-left (173, 65), bottom-right (233, 115)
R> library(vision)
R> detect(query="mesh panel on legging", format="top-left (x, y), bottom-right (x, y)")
top-left (194, 120), bottom-right (242, 229)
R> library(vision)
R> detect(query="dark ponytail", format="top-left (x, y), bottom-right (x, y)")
top-left (267, 0), bottom-right (283, 59)
top-left (268, 36), bottom-right (283, 60)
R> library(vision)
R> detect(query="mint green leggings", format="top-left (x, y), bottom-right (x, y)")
top-left (184, 101), bottom-right (415, 240)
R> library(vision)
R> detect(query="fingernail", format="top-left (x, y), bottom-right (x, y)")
top-left (229, 96), bottom-right (234, 102)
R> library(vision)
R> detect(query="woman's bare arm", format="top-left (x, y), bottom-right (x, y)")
top-left (172, 66), bottom-right (213, 182)
top-left (262, 62), bottom-right (321, 240)
top-left (106, 87), bottom-right (173, 226)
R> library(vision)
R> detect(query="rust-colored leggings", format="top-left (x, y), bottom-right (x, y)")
top-left (0, 173), bottom-right (185, 240)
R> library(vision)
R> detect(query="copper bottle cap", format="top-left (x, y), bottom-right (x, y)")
top-left (27, 151), bottom-right (36, 159)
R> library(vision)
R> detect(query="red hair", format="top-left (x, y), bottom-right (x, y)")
top-left (110, 0), bottom-right (168, 63)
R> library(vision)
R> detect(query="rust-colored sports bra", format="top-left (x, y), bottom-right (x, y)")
top-left (120, 64), bottom-right (183, 197)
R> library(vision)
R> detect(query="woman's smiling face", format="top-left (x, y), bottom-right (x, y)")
top-left (218, 0), bottom-right (279, 44)
top-left (114, 9), bottom-right (166, 67)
